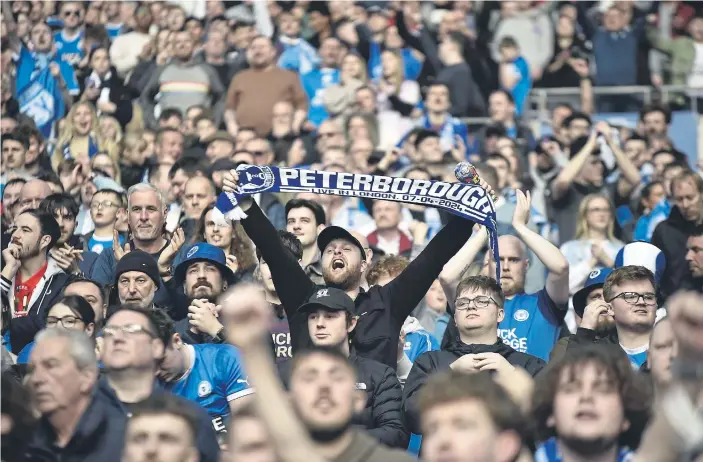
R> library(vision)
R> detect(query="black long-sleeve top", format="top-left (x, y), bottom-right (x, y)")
top-left (240, 201), bottom-right (476, 369)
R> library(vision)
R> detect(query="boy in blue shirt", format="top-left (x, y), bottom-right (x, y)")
top-left (498, 37), bottom-right (531, 117)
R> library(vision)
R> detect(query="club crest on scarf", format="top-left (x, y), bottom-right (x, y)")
top-left (237, 165), bottom-right (276, 193)
top-left (214, 163), bottom-right (502, 281)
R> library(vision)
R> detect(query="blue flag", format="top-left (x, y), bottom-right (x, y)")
top-left (17, 67), bottom-right (66, 139)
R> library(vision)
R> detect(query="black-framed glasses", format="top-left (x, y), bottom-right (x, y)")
top-left (103, 324), bottom-right (157, 338)
top-left (63, 10), bottom-right (81, 17)
top-left (47, 315), bottom-right (83, 328)
top-left (608, 292), bottom-right (657, 306)
top-left (455, 295), bottom-right (497, 310)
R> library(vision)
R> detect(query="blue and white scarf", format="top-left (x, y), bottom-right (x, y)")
top-left (214, 164), bottom-right (501, 280)
top-left (535, 438), bottom-right (634, 462)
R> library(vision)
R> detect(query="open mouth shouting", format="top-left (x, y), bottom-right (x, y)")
top-left (331, 258), bottom-right (346, 271)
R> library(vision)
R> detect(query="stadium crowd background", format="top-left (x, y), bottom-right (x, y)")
top-left (1, 1), bottom-right (703, 462)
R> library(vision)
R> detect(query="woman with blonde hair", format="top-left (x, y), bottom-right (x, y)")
top-left (560, 193), bottom-right (624, 296)
top-left (90, 152), bottom-right (122, 185)
top-left (52, 101), bottom-right (117, 170)
top-left (98, 114), bottom-right (123, 145)
top-left (340, 51), bottom-right (368, 84)
top-left (373, 50), bottom-right (419, 148)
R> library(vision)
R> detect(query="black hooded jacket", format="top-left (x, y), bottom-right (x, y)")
top-left (240, 201), bottom-right (475, 370)
top-left (651, 205), bottom-right (703, 300)
top-left (279, 355), bottom-right (409, 449)
top-left (402, 339), bottom-right (545, 434)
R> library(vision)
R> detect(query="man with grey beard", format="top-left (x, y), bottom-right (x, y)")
top-left (223, 170), bottom-right (494, 369)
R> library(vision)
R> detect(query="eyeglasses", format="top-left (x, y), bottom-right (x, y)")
top-left (103, 324), bottom-right (157, 338)
top-left (608, 292), bottom-right (657, 306)
top-left (63, 10), bottom-right (81, 17)
top-left (47, 315), bottom-right (84, 328)
top-left (91, 201), bottom-right (120, 210)
top-left (455, 295), bottom-right (497, 310)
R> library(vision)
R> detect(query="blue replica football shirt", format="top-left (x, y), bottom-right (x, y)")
top-left (53, 30), bottom-right (82, 95)
top-left (498, 288), bottom-right (565, 361)
top-left (301, 67), bottom-right (340, 126)
top-left (165, 344), bottom-right (253, 433)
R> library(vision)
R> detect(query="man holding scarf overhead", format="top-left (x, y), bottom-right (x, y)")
top-left (222, 167), bottom-right (495, 370)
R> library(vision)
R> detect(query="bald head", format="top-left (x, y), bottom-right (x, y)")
top-left (488, 234), bottom-right (528, 297)
top-left (498, 235), bottom-right (527, 260)
top-left (18, 179), bottom-right (51, 214)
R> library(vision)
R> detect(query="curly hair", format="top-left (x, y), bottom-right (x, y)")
top-left (192, 204), bottom-right (257, 273)
top-left (531, 345), bottom-right (652, 450)
top-left (366, 255), bottom-right (409, 286)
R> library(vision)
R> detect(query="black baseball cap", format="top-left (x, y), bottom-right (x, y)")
top-left (299, 287), bottom-right (355, 314)
top-left (317, 226), bottom-right (366, 260)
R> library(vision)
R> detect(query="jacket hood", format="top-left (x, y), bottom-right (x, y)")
top-left (45, 257), bottom-right (66, 279)
top-left (402, 316), bottom-right (424, 334)
top-left (666, 205), bottom-right (703, 233)
top-left (444, 335), bottom-right (515, 357)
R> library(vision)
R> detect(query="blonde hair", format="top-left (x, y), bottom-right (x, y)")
top-left (382, 49), bottom-right (404, 91)
top-left (342, 52), bottom-right (368, 84)
top-left (98, 114), bottom-right (123, 145)
top-left (90, 152), bottom-right (122, 185)
top-left (52, 101), bottom-right (117, 169)
top-left (574, 193), bottom-right (616, 240)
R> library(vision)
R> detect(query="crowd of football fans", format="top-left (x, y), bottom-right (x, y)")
top-left (2, 1), bottom-right (703, 462)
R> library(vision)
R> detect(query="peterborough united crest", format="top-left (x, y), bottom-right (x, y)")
top-left (236, 165), bottom-right (276, 193)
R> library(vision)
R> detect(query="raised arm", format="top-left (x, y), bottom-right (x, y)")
top-left (439, 225), bottom-right (488, 310)
top-left (381, 216), bottom-right (474, 328)
top-left (382, 181), bottom-right (494, 325)
top-left (222, 285), bottom-right (325, 462)
top-left (2, 3), bottom-right (21, 54)
top-left (596, 121), bottom-right (641, 198)
top-left (551, 129), bottom-right (599, 201)
top-left (223, 172), bottom-right (316, 317)
top-left (512, 190), bottom-right (569, 305)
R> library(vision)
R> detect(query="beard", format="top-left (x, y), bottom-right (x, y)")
top-left (322, 260), bottom-right (361, 291)
top-left (594, 317), bottom-right (616, 335)
top-left (559, 434), bottom-right (619, 457)
top-left (307, 420), bottom-right (352, 443)
top-left (19, 241), bottom-right (41, 259)
top-left (132, 223), bottom-right (160, 241)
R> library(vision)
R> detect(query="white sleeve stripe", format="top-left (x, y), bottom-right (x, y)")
top-left (227, 388), bottom-right (255, 402)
